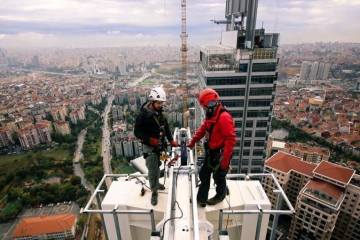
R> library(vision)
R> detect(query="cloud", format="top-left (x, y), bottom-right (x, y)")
top-left (0, 0), bottom-right (359, 47)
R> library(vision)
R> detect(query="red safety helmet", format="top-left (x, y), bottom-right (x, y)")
top-left (198, 88), bottom-right (220, 107)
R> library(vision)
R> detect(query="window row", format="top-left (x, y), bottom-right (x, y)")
top-left (251, 75), bottom-right (277, 84)
top-left (207, 76), bottom-right (247, 85)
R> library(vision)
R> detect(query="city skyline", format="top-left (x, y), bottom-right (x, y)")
top-left (0, 0), bottom-right (360, 48)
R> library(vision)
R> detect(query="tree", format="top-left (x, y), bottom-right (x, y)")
top-left (70, 176), bottom-right (82, 185)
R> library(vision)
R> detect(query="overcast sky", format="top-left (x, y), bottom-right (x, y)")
top-left (0, 0), bottom-right (359, 48)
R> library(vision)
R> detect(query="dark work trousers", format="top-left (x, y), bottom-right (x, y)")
top-left (143, 144), bottom-right (161, 192)
top-left (197, 147), bottom-right (227, 202)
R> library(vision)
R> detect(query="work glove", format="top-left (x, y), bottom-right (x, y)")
top-left (170, 140), bottom-right (179, 147)
top-left (186, 139), bottom-right (195, 149)
top-left (149, 137), bottom-right (159, 147)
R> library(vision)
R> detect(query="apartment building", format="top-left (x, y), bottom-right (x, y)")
top-left (263, 151), bottom-right (358, 240)
top-left (0, 127), bottom-right (14, 147)
top-left (54, 121), bottom-right (71, 135)
top-left (17, 126), bottom-right (41, 150)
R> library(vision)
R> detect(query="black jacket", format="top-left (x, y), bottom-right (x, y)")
top-left (134, 102), bottom-right (173, 147)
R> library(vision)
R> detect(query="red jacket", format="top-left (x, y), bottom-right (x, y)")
top-left (190, 105), bottom-right (236, 170)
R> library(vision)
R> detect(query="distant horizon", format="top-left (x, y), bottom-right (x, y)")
top-left (1, 41), bottom-right (360, 50)
top-left (1, 0), bottom-right (360, 48)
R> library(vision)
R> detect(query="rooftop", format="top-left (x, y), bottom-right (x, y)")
top-left (305, 179), bottom-right (343, 200)
top-left (12, 213), bottom-right (76, 238)
top-left (265, 151), bottom-right (317, 177)
top-left (313, 161), bottom-right (355, 185)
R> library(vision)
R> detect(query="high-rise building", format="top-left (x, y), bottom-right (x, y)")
top-left (199, 0), bottom-right (279, 173)
top-left (0, 127), bottom-right (14, 148)
top-left (309, 61), bottom-right (319, 80)
top-left (300, 61), bottom-right (331, 81)
top-left (263, 151), bottom-right (360, 240)
top-left (300, 61), bottom-right (312, 80)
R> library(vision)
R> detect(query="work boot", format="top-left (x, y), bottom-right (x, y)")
top-left (151, 191), bottom-right (158, 206)
top-left (206, 195), bottom-right (225, 205)
top-left (198, 200), bottom-right (206, 208)
top-left (158, 184), bottom-right (165, 190)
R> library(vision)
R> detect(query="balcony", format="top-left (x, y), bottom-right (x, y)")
top-left (253, 48), bottom-right (277, 60)
top-left (200, 46), bottom-right (237, 72)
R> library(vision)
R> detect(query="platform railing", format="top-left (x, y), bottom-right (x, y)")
top-left (218, 173), bottom-right (295, 240)
top-left (81, 174), bottom-right (156, 240)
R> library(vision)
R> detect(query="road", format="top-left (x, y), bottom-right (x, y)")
top-left (101, 95), bottom-right (114, 188)
top-left (128, 72), bottom-right (151, 87)
top-left (72, 129), bottom-right (95, 193)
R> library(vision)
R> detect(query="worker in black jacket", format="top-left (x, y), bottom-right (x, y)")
top-left (134, 86), bottom-right (178, 206)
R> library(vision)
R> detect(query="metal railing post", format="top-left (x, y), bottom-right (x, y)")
top-left (96, 194), bottom-right (109, 240)
top-left (113, 205), bottom-right (122, 240)
top-left (255, 206), bottom-right (263, 240)
top-left (218, 209), bottom-right (223, 232)
top-left (150, 209), bottom-right (156, 232)
top-left (270, 191), bottom-right (282, 240)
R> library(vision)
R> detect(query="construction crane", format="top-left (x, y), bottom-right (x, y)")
top-left (180, 0), bottom-right (189, 128)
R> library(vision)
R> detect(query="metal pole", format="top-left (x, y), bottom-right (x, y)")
top-left (255, 207), bottom-right (263, 240)
top-left (190, 169), bottom-right (200, 240)
top-left (112, 206), bottom-right (122, 240)
top-left (218, 209), bottom-right (223, 231)
top-left (96, 194), bottom-right (109, 240)
top-left (150, 209), bottom-right (156, 232)
top-left (270, 193), bottom-right (282, 240)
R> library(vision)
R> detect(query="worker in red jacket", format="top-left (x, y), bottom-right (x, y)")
top-left (187, 88), bottom-right (236, 207)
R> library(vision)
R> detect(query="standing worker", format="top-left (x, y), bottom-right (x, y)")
top-left (134, 86), bottom-right (178, 206)
top-left (187, 88), bottom-right (236, 207)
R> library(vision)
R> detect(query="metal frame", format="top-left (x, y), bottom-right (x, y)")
top-left (218, 173), bottom-right (295, 240)
top-left (81, 174), bottom-right (157, 240)
top-left (162, 165), bottom-right (200, 240)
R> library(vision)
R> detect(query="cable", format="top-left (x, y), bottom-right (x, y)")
top-left (161, 165), bottom-right (184, 239)
top-left (161, 200), bottom-right (184, 239)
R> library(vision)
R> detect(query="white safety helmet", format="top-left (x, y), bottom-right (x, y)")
top-left (148, 87), bottom-right (166, 102)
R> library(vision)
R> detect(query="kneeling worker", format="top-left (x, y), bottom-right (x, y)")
top-left (134, 86), bottom-right (178, 206)
top-left (187, 88), bottom-right (235, 207)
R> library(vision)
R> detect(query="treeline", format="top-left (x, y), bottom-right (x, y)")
top-left (0, 176), bottom-right (88, 222)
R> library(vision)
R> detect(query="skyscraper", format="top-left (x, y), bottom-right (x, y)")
top-left (300, 61), bottom-right (312, 80)
top-left (199, 0), bottom-right (279, 173)
top-left (300, 61), bottom-right (331, 81)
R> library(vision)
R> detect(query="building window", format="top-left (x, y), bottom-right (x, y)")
top-left (230, 110), bottom-right (243, 118)
top-left (239, 63), bottom-right (248, 72)
top-left (207, 76), bottom-right (247, 85)
top-left (222, 99), bottom-right (244, 107)
top-left (255, 130), bottom-right (267, 137)
top-left (246, 120), bottom-right (253, 127)
top-left (252, 159), bottom-right (263, 165)
top-left (254, 140), bottom-right (265, 147)
top-left (235, 120), bottom-right (242, 128)
top-left (248, 99), bottom-right (272, 107)
top-left (236, 130), bottom-right (242, 137)
top-left (217, 88), bottom-right (245, 97)
top-left (245, 130), bottom-right (252, 137)
top-left (253, 149), bottom-right (263, 156)
top-left (243, 150), bottom-right (250, 156)
top-left (252, 63), bottom-right (277, 72)
top-left (244, 140), bottom-right (251, 147)
top-left (249, 87), bottom-right (273, 96)
top-left (247, 110), bottom-right (270, 118)
top-left (251, 75), bottom-right (276, 84)
top-left (256, 120), bottom-right (268, 127)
